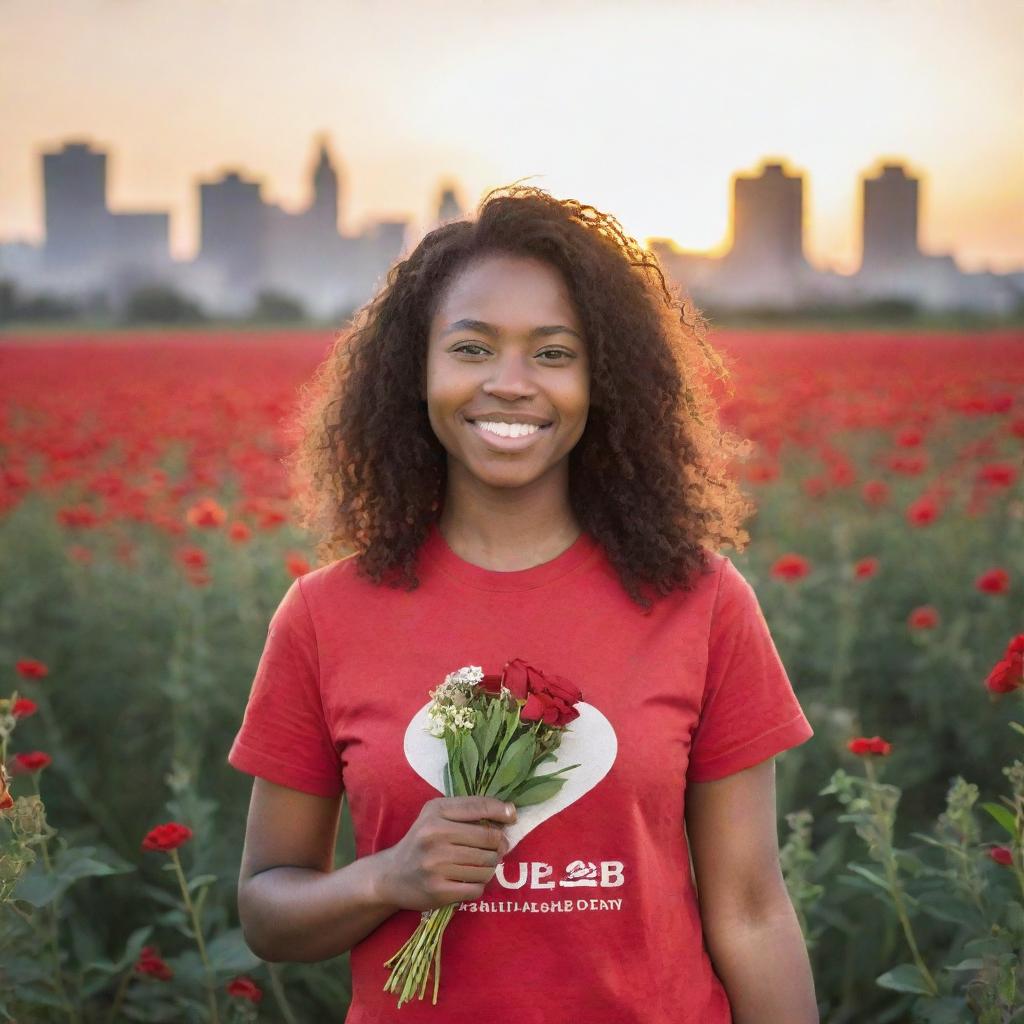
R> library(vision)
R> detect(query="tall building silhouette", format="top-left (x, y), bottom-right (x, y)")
top-left (41, 140), bottom-right (170, 295)
top-left (436, 183), bottom-right (464, 225)
top-left (860, 163), bottom-right (920, 274)
top-left (197, 170), bottom-right (266, 299)
top-left (308, 135), bottom-right (341, 236)
top-left (728, 161), bottom-right (807, 271)
top-left (42, 142), bottom-right (109, 275)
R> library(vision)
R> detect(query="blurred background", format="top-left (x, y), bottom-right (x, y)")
top-left (1, 2), bottom-right (1023, 1023)
top-left (1, 0), bottom-right (1023, 327)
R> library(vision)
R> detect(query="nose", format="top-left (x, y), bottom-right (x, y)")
top-left (481, 350), bottom-right (538, 401)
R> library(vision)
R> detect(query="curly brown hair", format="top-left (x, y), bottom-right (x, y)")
top-left (286, 183), bottom-right (757, 612)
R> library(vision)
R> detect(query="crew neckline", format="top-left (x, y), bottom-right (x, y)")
top-left (419, 521), bottom-right (602, 592)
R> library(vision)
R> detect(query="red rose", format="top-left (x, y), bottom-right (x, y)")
top-left (988, 846), bottom-right (1013, 867)
top-left (478, 673), bottom-right (504, 696)
top-left (11, 751), bottom-right (52, 774)
top-left (908, 605), bottom-right (939, 630)
top-left (226, 976), bottom-right (264, 1003)
top-left (854, 557), bottom-right (879, 580)
top-left (847, 736), bottom-right (892, 756)
top-left (15, 659), bottom-right (49, 679)
top-left (12, 697), bottom-right (38, 718)
top-left (135, 945), bottom-right (174, 981)
top-left (770, 554), bottom-right (810, 582)
top-left (976, 568), bottom-right (1010, 595)
top-left (141, 822), bottom-right (193, 852)
top-left (502, 658), bottom-right (582, 728)
top-left (985, 634), bottom-right (1024, 694)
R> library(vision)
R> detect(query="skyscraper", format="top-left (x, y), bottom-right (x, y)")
top-left (42, 141), bottom-right (108, 276)
top-left (861, 163), bottom-right (920, 275)
top-left (728, 161), bottom-right (807, 271)
top-left (198, 170), bottom-right (266, 305)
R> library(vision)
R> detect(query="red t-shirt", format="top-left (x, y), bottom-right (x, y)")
top-left (228, 522), bottom-right (814, 1023)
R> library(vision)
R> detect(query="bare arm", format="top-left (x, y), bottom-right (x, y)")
top-left (237, 778), bottom-right (400, 962)
top-left (685, 758), bottom-right (818, 1024)
top-left (236, 780), bottom-right (512, 964)
top-left (701, 898), bottom-right (818, 1023)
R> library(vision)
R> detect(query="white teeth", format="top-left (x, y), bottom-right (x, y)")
top-left (476, 421), bottom-right (542, 438)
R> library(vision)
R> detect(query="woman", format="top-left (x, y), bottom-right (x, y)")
top-left (228, 185), bottom-right (819, 1023)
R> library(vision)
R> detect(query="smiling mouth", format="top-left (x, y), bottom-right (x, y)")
top-left (464, 418), bottom-right (553, 447)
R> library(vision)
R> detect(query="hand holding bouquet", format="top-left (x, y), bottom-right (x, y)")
top-left (382, 658), bottom-right (583, 1007)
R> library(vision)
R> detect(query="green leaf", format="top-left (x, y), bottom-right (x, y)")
top-left (207, 928), bottom-right (262, 973)
top-left (980, 802), bottom-right (1018, 838)
top-left (846, 863), bottom-right (891, 892)
top-left (188, 873), bottom-right (218, 893)
top-left (876, 963), bottom-right (934, 995)
top-left (485, 732), bottom-right (536, 797)
top-left (476, 703), bottom-right (504, 763)
top-left (460, 735), bottom-right (480, 790)
top-left (1008, 721), bottom-right (1024, 737)
top-left (443, 762), bottom-right (453, 798)
top-left (944, 958), bottom-right (986, 972)
top-left (508, 778), bottom-right (566, 806)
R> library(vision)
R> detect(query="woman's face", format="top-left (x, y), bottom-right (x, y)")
top-left (424, 253), bottom-right (590, 495)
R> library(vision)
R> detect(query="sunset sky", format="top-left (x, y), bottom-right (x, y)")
top-left (1, 0), bottom-right (1022, 274)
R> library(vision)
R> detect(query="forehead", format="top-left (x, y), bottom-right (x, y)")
top-left (431, 254), bottom-right (580, 331)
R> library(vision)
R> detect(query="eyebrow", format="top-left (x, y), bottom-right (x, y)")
top-left (441, 318), bottom-right (581, 341)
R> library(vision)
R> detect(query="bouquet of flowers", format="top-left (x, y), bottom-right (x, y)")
top-left (383, 657), bottom-right (583, 1007)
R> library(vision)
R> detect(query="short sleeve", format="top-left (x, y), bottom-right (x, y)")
top-left (227, 577), bottom-right (344, 798)
top-left (687, 558), bottom-right (814, 783)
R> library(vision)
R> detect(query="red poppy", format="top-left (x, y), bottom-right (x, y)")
top-left (285, 553), bottom-right (310, 578)
top-left (854, 557), bottom-right (879, 580)
top-left (66, 545), bottom-right (94, 564)
top-left (228, 521), bottom-right (251, 542)
top-left (186, 498), bottom-right (227, 528)
top-left (977, 463), bottom-right (1018, 488)
top-left (894, 427), bottom-right (924, 447)
top-left (141, 822), bottom-right (193, 852)
top-left (988, 846), bottom-right (1013, 867)
top-left (908, 605), bottom-right (939, 630)
top-left (985, 635), bottom-right (1024, 695)
top-left (906, 496), bottom-right (939, 526)
top-left (11, 751), bottom-right (52, 773)
top-left (12, 697), bottom-right (38, 718)
top-left (975, 568), bottom-right (1010, 595)
top-left (861, 480), bottom-right (890, 507)
top-left (226, 976), bottom-right (264, 1003)
top-left (176, 546), bottom-right (208, 570)
top-left (15, 659), bottom-right (49, 679)
top-left (135, 945), bottom-right (174, 981)
top-left (770, 554), bottom-right (810, 582)
top-left (847, 736), bottom-right (892, 756)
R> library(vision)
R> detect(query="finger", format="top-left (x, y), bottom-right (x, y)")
top-left (439, 796), bottom-right (515, 826)
top-left (441, 842), bottom-right (502, 868)
top-left (448, 821), bottom-right (507, 852)
top-left (443, 861), bottom-right (497, 885)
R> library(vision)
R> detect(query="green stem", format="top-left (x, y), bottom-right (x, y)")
top-left (170, 849), bottom-right (220, 1024)
top-left (103, 969), bottom-right (133, 1024)
top-left (267, 963), bottom-right (299, 1024)
top-left (863, 760), bottom-right (939, 996)
top-left (31, 775), bottom-right (80, 1024)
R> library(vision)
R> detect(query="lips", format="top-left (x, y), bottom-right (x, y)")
top-left (465, 418), bottom-right (552, 451)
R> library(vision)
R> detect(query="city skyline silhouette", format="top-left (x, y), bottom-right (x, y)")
top-left (4, 132), bottom-right (1019, 320)
top-left (2, 0), bottom-right (1021, 278)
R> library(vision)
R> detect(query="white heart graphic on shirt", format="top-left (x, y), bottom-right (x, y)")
top-left (403, 701), bottom-right (617, 853)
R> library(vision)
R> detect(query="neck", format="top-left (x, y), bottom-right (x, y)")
top-left (437, 494), bottom-right (581, 573)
